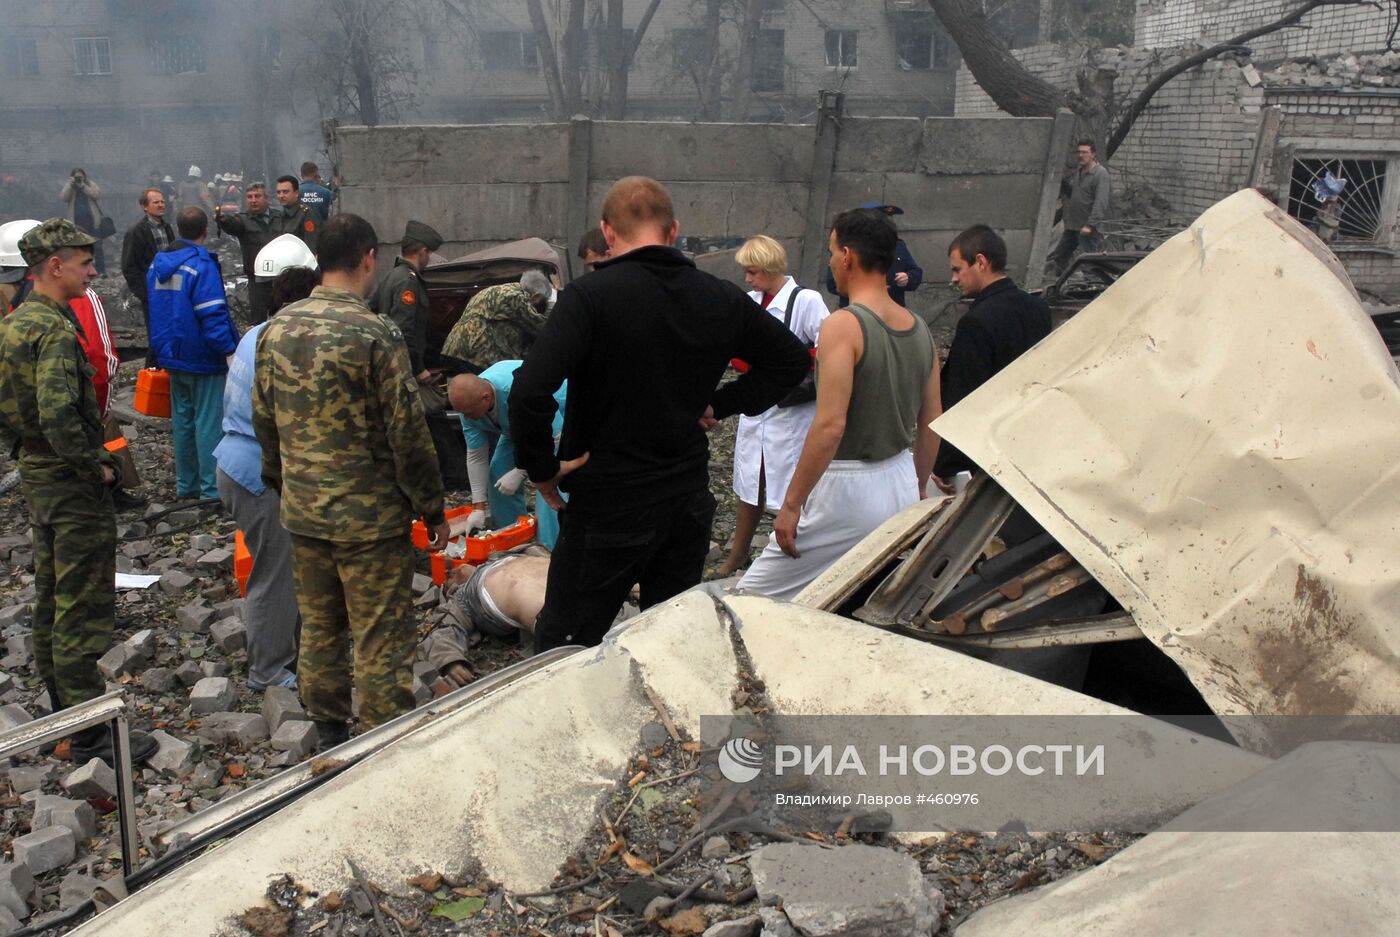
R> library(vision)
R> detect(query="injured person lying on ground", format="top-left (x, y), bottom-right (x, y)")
top-left (417, 548), bottom-right (549, 690)
top-left (418, 546), bottom-right (645, 691)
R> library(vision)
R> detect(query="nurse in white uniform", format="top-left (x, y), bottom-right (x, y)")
top-left (718, 235), bottom-right (830, 577)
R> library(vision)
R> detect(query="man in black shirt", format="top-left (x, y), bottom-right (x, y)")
top-left (934, 225), bottom-right (1051, 483)
top-left (510, 176), bottom-right (809, 651)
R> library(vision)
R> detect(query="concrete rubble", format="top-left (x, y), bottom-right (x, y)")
top-left (750, 842), bottom-right (938, 936)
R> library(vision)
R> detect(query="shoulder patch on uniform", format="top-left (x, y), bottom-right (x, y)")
top-left (401, 290), bottom-right (416, 305)
top-left (304, 220), bottom-right (315, 233)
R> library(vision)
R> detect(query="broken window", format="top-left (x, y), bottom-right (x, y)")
top-left (824, 30), bottom-right (857, 68)
top-left (72, 37), bottom-right (111, 76)
top-left (481, 31), bottom-right (539, 69)
top-left (1, 36), bottom-right (39, 77)
top-left (672, 28), bottom-right (708, 72)
top-left (891, 11), bottom-right (954, 70)
top-left (1286, 157), bottom-right (1390, 244)
top-left (583, 27), bottom-right (637, 70)
top-left (751, 28), bottom-right (784, 92)
top-left (147, 36), bottom-right (206, 75)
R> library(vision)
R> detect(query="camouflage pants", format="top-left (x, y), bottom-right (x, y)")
top-left (22, 464), bottom-right (116, 707)
top-left (288, 533), bottom-right (416, 728)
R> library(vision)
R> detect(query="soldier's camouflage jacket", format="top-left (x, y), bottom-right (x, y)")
top-left (439, 283), bottom-right (547, 370)
top-left (0, 293), bottom-right (115, 481)
top-left (252, 285), bottom-right (446, 542)
top-left (369, 258), bottom-right (428, 375)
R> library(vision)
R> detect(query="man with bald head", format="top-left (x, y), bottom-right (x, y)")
top-left (509, 176), bottom-right (810, 652)
top-left (448, 360), bottom-right (567, 549)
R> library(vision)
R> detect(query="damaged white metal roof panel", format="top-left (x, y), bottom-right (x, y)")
top-left (932, 190), bottom-right (1400, 752)
top-left (72, 594), bottom-right (1261, 936)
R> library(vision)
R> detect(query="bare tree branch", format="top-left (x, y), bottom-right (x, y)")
top-left (1105, 0), bottom-right (1389, 156)
top-left (927, 0), bottom-right (1066, 116)
top-left (525, 0), bottom-right (568, 119)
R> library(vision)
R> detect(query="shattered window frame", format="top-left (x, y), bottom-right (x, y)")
top-left (480, 30), bottom-right (538, 70)
top-left (891, 11), bottom-right (953, 70)
top-left (1285, 154), bottom-right (1393, 246)
top-left (147, 36), bottom-right (208, 76)
top-left (72, 36), bottom-right (111, 76)
top-left (751, 28), bottom-right (785, 92)
top-left (824, 29), bottom-right (857, 69)
top-left (1, 36), bottom-right (39, 78)
top-left (671, 27), bottom-right (708, 72)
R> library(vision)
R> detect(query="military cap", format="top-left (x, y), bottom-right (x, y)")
top-left (19, 218), bottom-right (96, 266)
top-left (403, 220), bottom-right (444, 252)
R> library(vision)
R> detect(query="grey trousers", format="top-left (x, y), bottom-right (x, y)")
top-left (216, 468), bottom-right (299, 687)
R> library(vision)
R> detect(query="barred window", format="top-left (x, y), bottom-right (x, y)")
top-left (73, 37), bottom-right (111, 76)
top-left (1286, 157), bottom-right (1389, 244)
top-left (148, 36), bottom-right (207, 76)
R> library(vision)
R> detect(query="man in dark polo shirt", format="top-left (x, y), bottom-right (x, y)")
top-left (509, 176), bottom-right (808, 651)
top-left (934, 224), bottom-right (1051, 485)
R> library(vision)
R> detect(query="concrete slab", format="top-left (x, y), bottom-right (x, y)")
top-left (836, 118), bottom-right (923, 174)
top-left (336, 124), bottom-right (570, 185)
top-left (919, 117), bottom-right (1055, 175)
top-left (586, 181), bottom-right (809, 239)
top-left (590, 121), bottom-right (811, 182)
top-left (345, 183), bottom-right (570, 245)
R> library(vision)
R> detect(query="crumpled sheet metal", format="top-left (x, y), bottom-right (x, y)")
top-left (932, 191), bottom-right (1400, 751)
top-left (955, 742), bottom-right (1400, 936)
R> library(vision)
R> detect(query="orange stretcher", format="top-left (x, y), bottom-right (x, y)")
top-left (412, 508), bottom-right (537, 584)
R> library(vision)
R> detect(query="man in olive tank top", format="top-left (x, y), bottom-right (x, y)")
top-left (738, 209), bottom-right (943, 601)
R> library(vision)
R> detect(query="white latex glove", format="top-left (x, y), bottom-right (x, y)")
top-left (464, 509), bottom-right (488, 533)
top-left (494, 468), bottom-right (528, 497)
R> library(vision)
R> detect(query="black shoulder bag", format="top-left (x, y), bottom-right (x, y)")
top-left (777, 285), bottom-right (818, 408)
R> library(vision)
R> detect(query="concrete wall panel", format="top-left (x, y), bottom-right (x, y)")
top-left (342, 183), bottom-right (570, 244)
top-left (884, 173), bottom-right (1046, 229)
top-left (590, 122), bottom-right (811, 182)
top-left (837, 118), bottom-right (923, 173)
top-left (587, 181), bottom-right (809, 239)
top-left (920, 117), bottom-right (1055, 175)
top-left (338, 124), bottom-right (571, 185)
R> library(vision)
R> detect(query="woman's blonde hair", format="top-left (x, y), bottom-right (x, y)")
top-left (736, 235), bottom-right (787, 276)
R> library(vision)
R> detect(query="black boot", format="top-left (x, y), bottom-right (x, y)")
top-left (44, 678), bottom-right (64, 714)
top-left (69, 724), bottom-right (158, 769)
top-left (313, 720), bottom-right (350, 751)
top-left (111, 488), bottom-right (148, 513)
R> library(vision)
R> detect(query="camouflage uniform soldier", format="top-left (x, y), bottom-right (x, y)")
top-left (0, 220), bottom-right (156, 765)
top-left (439, 280), bottom-right (550, 370)
top-left (252, 214), bottom-right (449, 746)
top-left (369, 219), bottom-right (443, 383)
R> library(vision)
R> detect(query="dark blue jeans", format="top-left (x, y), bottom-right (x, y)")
top-left (533, 487), bottom-right (716, 652)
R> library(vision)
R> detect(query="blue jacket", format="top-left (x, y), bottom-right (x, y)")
top-left (825, 238), bottom-right (924, 306)
top-left (299, 181), bottom-right (336, 222)
top-left (147, 240), bottom-right (239, 374)
top-left (213, 322), bottom-right (267, 494)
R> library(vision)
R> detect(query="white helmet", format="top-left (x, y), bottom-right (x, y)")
top-left (254, 233), bottom-right (318, 280)
top-left (0, 219), bottom-right (40, 281)
top-left (188, 165), bottom-right (202, 179)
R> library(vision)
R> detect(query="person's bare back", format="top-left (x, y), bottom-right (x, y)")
top-left (479, 555), bottom-right (551, 633)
